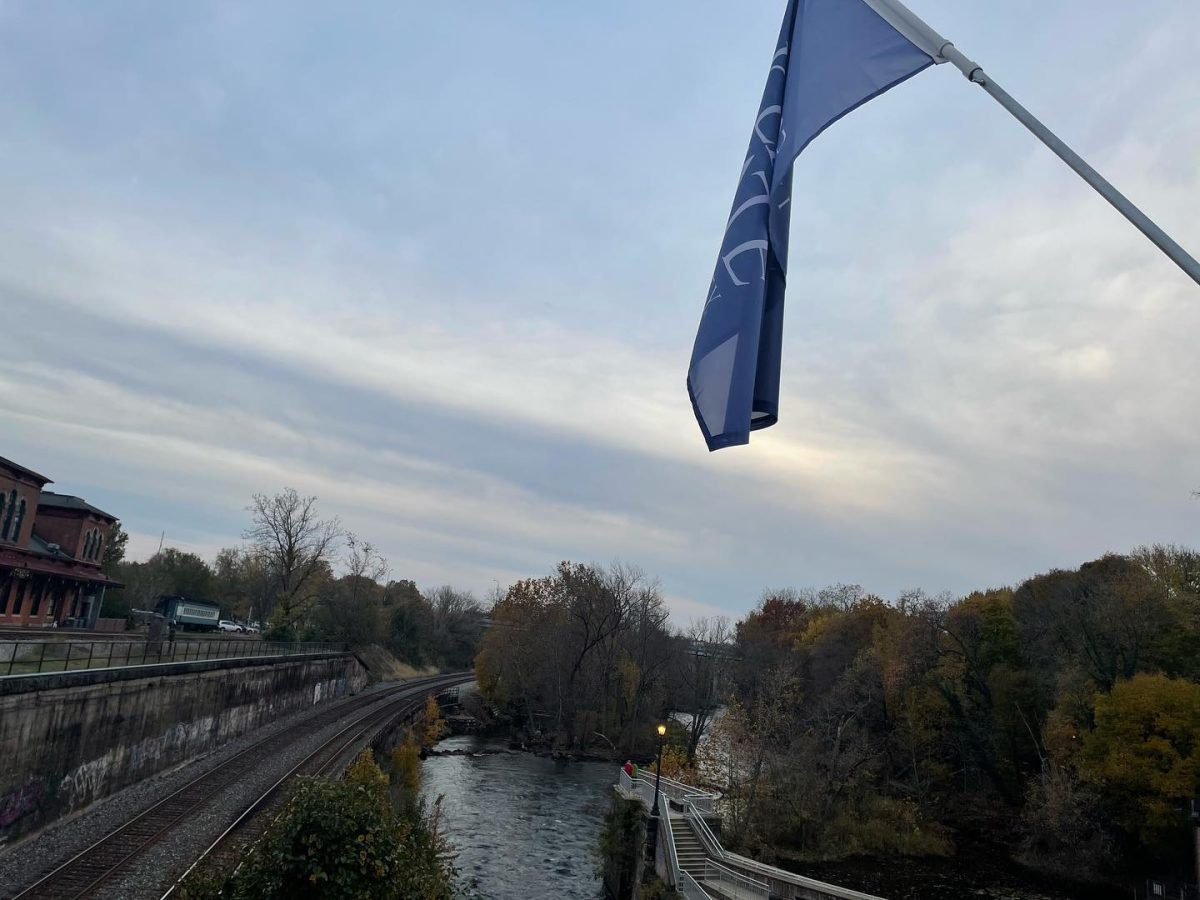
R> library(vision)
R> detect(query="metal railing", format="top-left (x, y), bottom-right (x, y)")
top-left (618, 768), bottom-right (718, 812)
top-left (678, 870), bottom-right (714, 900)
top-left (619, 766), bottom-right (883, 900)
top-left (656, 778), bottom-right (716, 899)
top-left (705, 859), bottom-right (769, 900)
top-left (657, 789), bottom-right (681, 888)
top-left (682, 799), bottom-right (884, 900)
top-left (686, 799), bottom-right (725, 857)
top-left (0, 638), bottom-right (348, 677)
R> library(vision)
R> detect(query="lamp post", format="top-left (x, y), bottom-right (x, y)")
top-left (646, 722), bottom-right (668, 861)
top-left (652, 723), bottom-right (667, 814)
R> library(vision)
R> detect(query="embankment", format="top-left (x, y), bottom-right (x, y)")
top-left (0, 652), bottom-right (367, 843)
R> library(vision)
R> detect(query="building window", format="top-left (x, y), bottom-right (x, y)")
top-left (29, 581), bottom-right (42, 617)
top-left (83, 530), bottom-right (93, 560)
top-left (94, 534), bottom-right (104, 562)
top-left (10, 498), bottom-right (26, 542)
top-left (0, 493), bottom-right (5, 537)
top-left (12, 581), bottom-right (26, 615)
top-left (0, 490), bottom-right (15, 540)
top-left (0, 577), bottom-right (9, 615)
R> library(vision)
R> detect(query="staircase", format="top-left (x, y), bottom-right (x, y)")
top-left (671, 815), bottom-right (707, 881)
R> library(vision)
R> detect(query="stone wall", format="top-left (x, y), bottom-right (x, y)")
top-left (0, 652), bottom-right (368, 844)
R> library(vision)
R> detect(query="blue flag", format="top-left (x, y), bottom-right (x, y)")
top-left (687, 0), bottom-right (939, 451)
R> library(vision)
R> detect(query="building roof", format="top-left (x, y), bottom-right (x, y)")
top-left (37, 491), bottom-right (118, 523)
top-left (0, 455), bottom-right (53, 486)
top-left (29, 532), bottom-right (77, 561)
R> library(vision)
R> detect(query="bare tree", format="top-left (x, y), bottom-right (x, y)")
top-left (244, 488), bottom-right (343, 630)
top-left (679, 616), bottom-right (734, 759)
top-left (343, 534), bottom-right (389, 605)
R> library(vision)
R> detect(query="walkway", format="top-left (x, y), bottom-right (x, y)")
top-left (616, 769), bottom-right (886, 900)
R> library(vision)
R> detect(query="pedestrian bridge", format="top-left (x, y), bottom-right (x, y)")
top-left (616, 769), bottom-right (886, 900)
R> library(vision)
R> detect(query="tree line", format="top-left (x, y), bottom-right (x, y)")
top-left (101, 488), bottom-right (485, 669)
top-left (688, 546), bottom-right (1200, 890)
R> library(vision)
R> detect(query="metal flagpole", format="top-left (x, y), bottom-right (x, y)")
top-left (874, 0), bottom-right (1200, 287)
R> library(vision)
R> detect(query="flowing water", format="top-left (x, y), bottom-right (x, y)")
top-left (421, 734), bottom-right (613, 900)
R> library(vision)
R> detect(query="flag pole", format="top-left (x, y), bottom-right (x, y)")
top-left (876, 0), bottom-right (1200, 287)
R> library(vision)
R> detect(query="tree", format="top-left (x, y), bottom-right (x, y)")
top-left (420, 695), bottom-right (447, 748)
top-left (675, 617), bottom-right (733, 759)
top-left (106, 547), bottom-right (216, 616)
top-left (698, 667), bottom-right (800, 849)
top-left (385, 580), bottom-right (434, 665)
top-left (98, 522), bottom-right (131, 617)
top-left (476, 562), bottom-right (673, 754)
top-left (101, 522), bottom-right (128, 577)
top-left (244, 488), bottom-right (343, 631)
top-left (1013, 555), bottom-right (1174, 691)
top-left (427, 585), bottom-right (485, 669)
top-left (1080, 673), bottom-right (1200, 849)
top-left (343, 534), bottom-right (388, 600)
top-left (153, 548), bottom-right (215, 599)
top-left (211, 547), bottom-right (276, 623)
top-left (309, 535), bottom-right (390, 645)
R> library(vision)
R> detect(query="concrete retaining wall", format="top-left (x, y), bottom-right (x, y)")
top-left (0, 653), bottom-right (368, 844)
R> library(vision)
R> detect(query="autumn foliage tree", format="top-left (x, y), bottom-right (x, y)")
top-left (704, 545), bottom-right (1200, 888)
top-left (476, 561), bottom-right (674, 755)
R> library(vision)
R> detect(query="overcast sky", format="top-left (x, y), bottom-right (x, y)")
top-left (1, 0), bottom-right (1197, 623)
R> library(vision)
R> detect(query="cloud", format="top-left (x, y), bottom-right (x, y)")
top-left (0, 0), bottom-right (1197, 628)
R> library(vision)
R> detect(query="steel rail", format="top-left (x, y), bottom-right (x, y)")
top-left (159, 679), bottom-right (468, 898)
top-left (10, 673), bottom-right (466, 900)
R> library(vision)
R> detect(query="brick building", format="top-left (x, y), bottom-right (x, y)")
top-left (0, 455), bottom-right (122, 628)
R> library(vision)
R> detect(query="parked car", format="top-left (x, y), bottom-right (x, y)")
top-left (218, 620), bottom-right (244, 633)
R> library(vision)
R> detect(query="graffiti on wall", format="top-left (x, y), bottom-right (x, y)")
top-left (0, 779), bottom-right (47, 830)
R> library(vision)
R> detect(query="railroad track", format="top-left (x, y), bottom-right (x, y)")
top-left (159, 680), bottom-right (457, 897)
top-left (11, 673), bottom-right (470, 900)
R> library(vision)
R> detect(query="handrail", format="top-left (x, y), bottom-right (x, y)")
top-left (678, 869), bottom-right (714, 900)
top-left (619, 766), bottom-right (885, 900)
top-left (656, 789), bottom-right (680, 888)
top-left (705, 858), bottom-right (769, 900)
top-left (682, 799), bottom-right (886, 900)
top-left (618, 768), bottom-right (718, 812)
top-left (688, 801), bottom-right (725, 857)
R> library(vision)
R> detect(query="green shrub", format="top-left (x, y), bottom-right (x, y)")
top-left (182, 751), bottom-right (455, 900)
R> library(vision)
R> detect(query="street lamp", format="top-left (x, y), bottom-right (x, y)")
top-left (645, 722), bottom-right (669, 860)
top-left (652, 723), bottom-right (667, 815)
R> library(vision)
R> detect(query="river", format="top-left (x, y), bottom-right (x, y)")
top-left (420, 733), bottom-right (613, 900)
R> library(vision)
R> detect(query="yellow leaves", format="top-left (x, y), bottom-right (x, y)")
top-left (658, 744), bottom-right (698, 784)
top-left (797, 612), bottom-right (833, 648)
top-left (420, 695), bottom-right (447, 748)
top-left (391, 731), bottom-right (423, 794)
top-left (345, 749), bottom-right (389, 796)
top-left (1078, 673), bottom-right (1200, 846)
